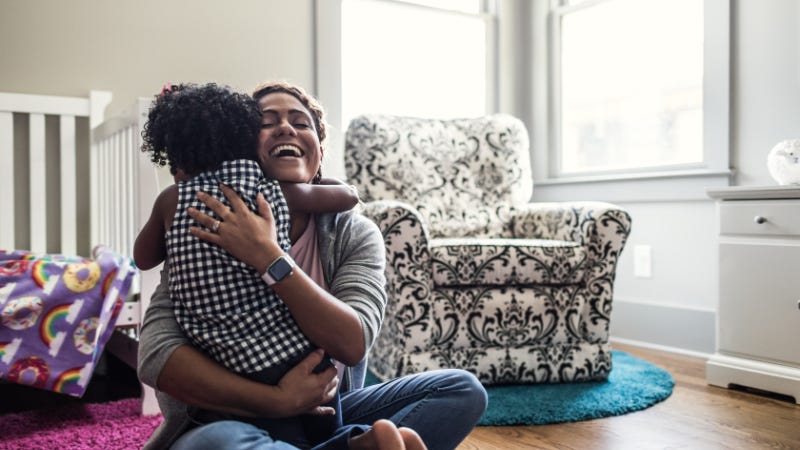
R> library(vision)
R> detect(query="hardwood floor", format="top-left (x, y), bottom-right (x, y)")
top-left (458, 342), bottom-right (800, 450)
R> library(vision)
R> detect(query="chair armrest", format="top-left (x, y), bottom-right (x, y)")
top-left (361, 201), bottom-right (434, 362)
top-left (511, 202), bottom-right (631, 342)
top-left (361, 199), bottom-right (434, 302)
top-left (509, 201), bottom-right (632, 263)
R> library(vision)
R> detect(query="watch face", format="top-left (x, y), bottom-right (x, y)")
top-left (268, 257), bottom-right (293, 282)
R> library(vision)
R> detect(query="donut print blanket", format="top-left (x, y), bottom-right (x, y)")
top-left (0, 246), bottom-right (136, 397)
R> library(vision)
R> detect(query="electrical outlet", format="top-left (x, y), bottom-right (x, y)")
top-left (633, 245), bottom-right (652, 278)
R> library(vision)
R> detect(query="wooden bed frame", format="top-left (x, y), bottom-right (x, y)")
top-left (0, 91), bottom-right (162, 415)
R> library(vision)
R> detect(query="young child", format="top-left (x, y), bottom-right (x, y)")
top-left (133, 83), bottom-right (363, 447)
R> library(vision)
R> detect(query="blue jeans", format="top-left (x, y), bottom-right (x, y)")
top-left (171, 369), bottom-right (487, 450)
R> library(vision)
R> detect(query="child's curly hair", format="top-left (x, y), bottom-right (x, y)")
top-left (141, 82), bottom-right (262, 176)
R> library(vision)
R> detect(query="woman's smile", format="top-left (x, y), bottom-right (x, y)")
top-left (271, 144), bottom-right (304, 158)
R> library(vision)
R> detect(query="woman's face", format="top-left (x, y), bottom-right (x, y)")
top-left (257, 92), bottom-right (322, 184)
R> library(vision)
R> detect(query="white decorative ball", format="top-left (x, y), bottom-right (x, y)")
top-left (767, 139), bottom-right (800, 185)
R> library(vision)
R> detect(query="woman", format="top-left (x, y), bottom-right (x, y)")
top-left (137, 81), bottom-right (487, 450)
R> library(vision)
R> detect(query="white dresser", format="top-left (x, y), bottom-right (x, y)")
top-left (706, 186), bottom-right (800, 403)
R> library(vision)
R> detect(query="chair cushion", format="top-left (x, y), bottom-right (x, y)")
top-left (430, 238), bottom-right (587, 287)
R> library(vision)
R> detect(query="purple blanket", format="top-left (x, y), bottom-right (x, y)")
top-left (0, 247), bottom-right (136, 397)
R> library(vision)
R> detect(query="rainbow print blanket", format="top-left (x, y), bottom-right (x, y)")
top-left (0, 247), bottom-right (136, 397)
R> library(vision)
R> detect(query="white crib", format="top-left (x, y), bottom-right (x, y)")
top-left (0, 91), bottom-right (163, 415)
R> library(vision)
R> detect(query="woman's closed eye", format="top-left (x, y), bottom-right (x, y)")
top-left (261, 121), bottom-right (310, 130)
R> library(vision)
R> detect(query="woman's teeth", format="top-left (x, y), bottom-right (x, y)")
top-left (272, 145), bottom-right (302, 157)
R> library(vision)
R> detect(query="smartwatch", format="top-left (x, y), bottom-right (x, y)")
top-left (261, 254), bottom-right (296, 286)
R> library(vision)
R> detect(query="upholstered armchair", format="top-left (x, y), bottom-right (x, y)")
top-left (344, 114), bottom-right (631, 384)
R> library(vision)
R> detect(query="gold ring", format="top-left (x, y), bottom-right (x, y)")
top-left (212, 220), bottom-right (221, 233)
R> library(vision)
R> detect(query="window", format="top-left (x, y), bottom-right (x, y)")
top-left (340, 0), bottom-right (495, 126)
top-left (534, 0), bottom-right (731, 201)
top-left (556, 0), bottom-right (703, 175)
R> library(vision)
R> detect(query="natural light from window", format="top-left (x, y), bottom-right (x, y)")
top-left (341, 0), bottom-right (488, 129)
top-left (558, 0), bottom-right (703, 175)
top-left (397, 0), bottom-right (481, 14)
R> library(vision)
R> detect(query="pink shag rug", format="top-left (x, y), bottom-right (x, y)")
top-left (0, 398), bottom-right (162, 449)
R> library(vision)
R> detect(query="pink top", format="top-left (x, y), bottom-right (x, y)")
top-left (288, 215), bottom-right (345, 380)
top-left (288, 215), bottom-right (327, 291)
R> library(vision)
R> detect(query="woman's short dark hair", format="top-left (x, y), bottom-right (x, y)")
top-left (141, 82), bottom-right (262, 176)
top-left (251, 81), bottom-right (327, 145)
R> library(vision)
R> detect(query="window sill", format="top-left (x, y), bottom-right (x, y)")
top-left (531, 169), bottom-right (733, 203)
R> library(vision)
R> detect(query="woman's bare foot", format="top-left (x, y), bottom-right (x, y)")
top-left (349, 419), bottom-right (428, 450)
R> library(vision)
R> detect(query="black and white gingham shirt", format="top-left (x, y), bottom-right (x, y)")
top-left (167, 159), bottom-right (313, 374)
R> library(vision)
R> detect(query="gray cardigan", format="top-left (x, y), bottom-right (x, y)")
top-left (137, 210), bottom-right (387, 450)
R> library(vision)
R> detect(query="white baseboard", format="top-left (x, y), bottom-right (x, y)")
top-left (610, 336), bottom-right (712, 360)
top-left (707, 353), bottom-right (800, 404)
top-left (610, 299), bottom-right (716, 355)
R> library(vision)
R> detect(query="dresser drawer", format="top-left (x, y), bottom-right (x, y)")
top-left (719, 200), bottom-right (800, 236)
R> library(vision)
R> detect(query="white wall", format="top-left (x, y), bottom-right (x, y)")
top-left (609, 201), bottom-right (718, 353)
top-left (0, 0), bottom-right (316, 116)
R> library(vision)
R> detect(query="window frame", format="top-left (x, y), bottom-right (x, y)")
top-left (314, 0), bottom-right (498, 180)
top-left (532, 0), bottom-right (731, 202)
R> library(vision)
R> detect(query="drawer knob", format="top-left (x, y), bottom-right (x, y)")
top-left (754, 216), bottom-right (767, 224)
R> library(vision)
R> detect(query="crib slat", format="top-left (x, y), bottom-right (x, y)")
top-left (108, 135), bottom-right (115, 251)
top-left (29, 113), bottom-right (46, 253)
top-left (118, 131), bottom-right (126, 254)
top-left (119, 129), bottom-right (128, 255)
top-left (100, 140), bottom-right (110, 248)
top-left (60, 115), bottom-right (77, 256)
top-left (0, 112), bottom-right (13, 250)
top-left (126, 126), bottom-right (136, 256)
top-left (113, 132), bottom-right (122, 253)
top-left (105, 139), bottom-right (113, 248)
top-left (90, 141), bottom-right (98, 249)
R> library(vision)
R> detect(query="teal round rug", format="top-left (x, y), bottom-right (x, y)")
top-left (366, 350), bottom-right (674, 426)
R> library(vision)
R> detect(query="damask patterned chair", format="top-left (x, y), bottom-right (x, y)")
top-left (344, 114), bottom-right (631, 385)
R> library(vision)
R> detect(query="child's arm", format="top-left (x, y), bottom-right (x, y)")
top-left (133, 185), bottom-right (178, 270)
top-left (280, 178), bottom-right (359, 214)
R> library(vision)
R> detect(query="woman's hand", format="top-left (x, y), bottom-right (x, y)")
top-left (188, 184), bottom-right (282, 273)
